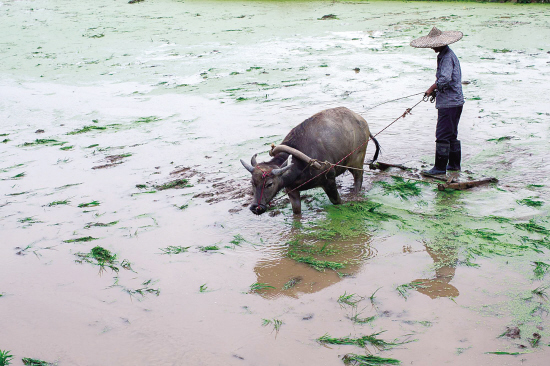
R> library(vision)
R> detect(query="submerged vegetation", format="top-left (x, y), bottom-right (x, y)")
top-left (342, 354), bottom-right (400, 366)
top-left (318, 331), bottom-right (410, 351)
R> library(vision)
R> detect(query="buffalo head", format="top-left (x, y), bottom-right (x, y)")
top-left (240, 154), bottom-right (293, 215)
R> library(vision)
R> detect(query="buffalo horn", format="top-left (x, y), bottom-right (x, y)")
top-left (270, 145), bottom-right (322, 169)
top-left (251, 153), bottom-right (258, 167)
top-left (240, 159), bottom-right (255, 173)
top-left (272, 164), bottom-right (293, 176)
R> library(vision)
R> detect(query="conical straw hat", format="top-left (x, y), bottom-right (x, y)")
top-left (410, 27), bottom-right (463, 48)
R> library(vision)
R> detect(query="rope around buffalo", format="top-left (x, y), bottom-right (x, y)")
top-left (269, 94), bottom-right (434, 206)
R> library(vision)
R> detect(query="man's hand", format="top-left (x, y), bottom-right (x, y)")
top-left (425, 83), bottom-right (437, 97)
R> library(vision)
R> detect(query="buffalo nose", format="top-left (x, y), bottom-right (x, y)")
top-left (250, 204), bottom-right (267, 215)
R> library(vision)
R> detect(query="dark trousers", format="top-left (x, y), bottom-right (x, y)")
top-left (435, 106), bottom-right (463, 144)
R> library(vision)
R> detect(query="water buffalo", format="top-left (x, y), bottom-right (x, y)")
top-left (240, 107), bottom-right (380, 215)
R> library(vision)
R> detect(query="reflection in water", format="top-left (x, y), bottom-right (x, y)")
top-left (413, 187), bottom-right (463, 299)
top-left (253, 218), bottom-right (376, 298)
top-left (412, 244), bottom-right (459, 299)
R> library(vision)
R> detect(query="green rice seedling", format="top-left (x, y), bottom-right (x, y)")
top-left (515, 220), bottom-right (550, 235)
top-left (59, 146), bottom-right (73, 151)
top-left (533, 261), bottom-right (550, 279)
top-left (517, 198), bottom-right (544, 208)
top-left (249, 282), bottom-right (275, 293)
top-left (63, 236), bottom-right (98, 243)
top-left (262, 318), bottom-right (283, 336)
top-left (74, 246), bottom-right (120, 273)
top-left (47, 200), bottom-right (70, 206)
top-left (338, 292), bottom-right (363, 308)
top-left (528, 333), bottom-right (541, 347)
top-left (55, 183), bottom-right (82, 190)
top-left (159, 245), bottom-right (190, 255)
top-left (396, 281), bottom-right (426, 300)
top-left (22, 358), bottom-right (52, 366)
top-left (376, 176), bottom-right (425, 200)
top-left (287, 250), bottom-right (345, 272)
top-left (1, 163), bottom-right (24, 173)
top-left (282, 277), bottom-right (302, 290)
top-left (350, 314), bottom-right (376, 325)
top-left (1, 139), bottom-right (9, 143)
top-left (532, 285), bottom-right (549, 301)
top-left (18, 217), bottom-right (42, 225)
top-left (174, 203), bottom-right (188, 210)
top-left (155, 179), bottom-right (193, 190)
top-left (0, 350), bottom-right (13, 366)
top-left (86, 144), bottom-right (99, 148)
top-left (493, 49), bottom-right (512, 53)
top-left (199, 245), bottom-right (219, 252)
top-left (84, 221), bottom-right (118, 229)
top-left (1, 172), bottom-right (26, 180)
top-left (342, 353), bottom-right (400, 365)
top-left (120, 259), bottom-right (134, 272)
top-left (199, 284), bottom-right (208, 292)
top-left (135, 184), bottom-right (147, 189)
top-left (229, 234), bottom-right (246, 246)
top-left (484, 351), bottom-right (523, 355)
top-left (318, 331), bottom-right (407, 351)
top-left (369, 287), bottom-right (382, 307)
top-left (21, 139), bottom-right (67, 147)
top-left (67, 125), bottom-right (107, 135)
top-left (78, 201), bottom-right (100, 208)
top-left (125, 280), bottom-right (160, 299)
top-left (134, 116), bottom-right (161, 124)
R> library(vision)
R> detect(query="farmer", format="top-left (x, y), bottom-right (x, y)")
top-left (411, 27), bottom-right (464, 175)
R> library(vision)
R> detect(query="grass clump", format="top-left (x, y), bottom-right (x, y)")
top-left (198, 245), bottom-right (219, 252)
top-left (0, 350), bottom-right (14, 366)
top-left (63, 236), bottom-right (98, 243)
top-left (67, 125), bottom-right (107, 135)
top-left (155, 179), bottom-right (193, 190)
top-left (84, 221), bottom-right (118, 228)
top-left (199, 283), bottom-right (208, 292)
top-left (21, 139), bottom-right (67, 147)
top-left (350, 314), bottom-right (376, 325)
top-left (318, 331), bottom-right (407, 350)
top-left (517, 198), bottom-right (544, 208)
top-left (134, 116), bottom-right (161, 124)
top-left (47, 200), bottom-right (70, 206)
top-left (125, 279), bottom-right (160, 298)
top-left (22, 358), bottom-right (53, 366)
top-left (18, 217), bottom-right (42, 225)
top-left (342, 354), bottom-right (400, 366)
top-left (376, 176), bottom-right (425, 200)
top-left (515, 220), bottom-right (550, 235)
top-left (249, 282), bottom-right (275, 293)
top-left (396, 281), bottom-right (426, 299)
top-left (262, 318), bottom-right (283, 336)
top-left (75, 246), bottom-right (121, 273)
top-left (159, 245), bottom-right (190, 255)
top-left (287, 250), bottom-right (345, 272)
top-left (282, 277), bottom-right (302, 290)
top-left (78, 201), bottom-right (100, 208)
top-left (533, 261), bottom-right (550, 279)
top-left (338, 292), bottom-right (363, 308)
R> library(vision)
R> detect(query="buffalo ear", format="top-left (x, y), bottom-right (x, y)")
top-left (272, 164), bottom-right (293, 176)
top-left (280, 155), bottom-right (292, 168)
top-left (251, 154), bottom-right (258, 167)
top-left (240, 159), bottom-right (255, 173)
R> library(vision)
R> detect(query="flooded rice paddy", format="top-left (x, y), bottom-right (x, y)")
top-left (1, 0), bottom-right (550, 365)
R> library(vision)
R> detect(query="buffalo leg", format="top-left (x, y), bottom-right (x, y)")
top-left (286, 189), bottom-right (301, 215)
top-left (350, 168), bottom-right (363, 192)
top-left (323, 178), bottom-right (342, 205)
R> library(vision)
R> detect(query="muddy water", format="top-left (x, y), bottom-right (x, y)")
top-left (1, 0), bottom-right (550, 365)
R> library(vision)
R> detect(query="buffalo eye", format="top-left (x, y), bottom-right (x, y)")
top-left (266, 182), bottom-right (273, 188)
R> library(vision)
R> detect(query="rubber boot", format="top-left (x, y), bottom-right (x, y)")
top-left (422, 142), bottom-right (450, 175)
top-left (446, 140), bottom-right (461, 171)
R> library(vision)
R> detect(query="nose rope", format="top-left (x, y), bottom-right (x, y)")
top-left (256, 166), bottom-right (272, 208)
